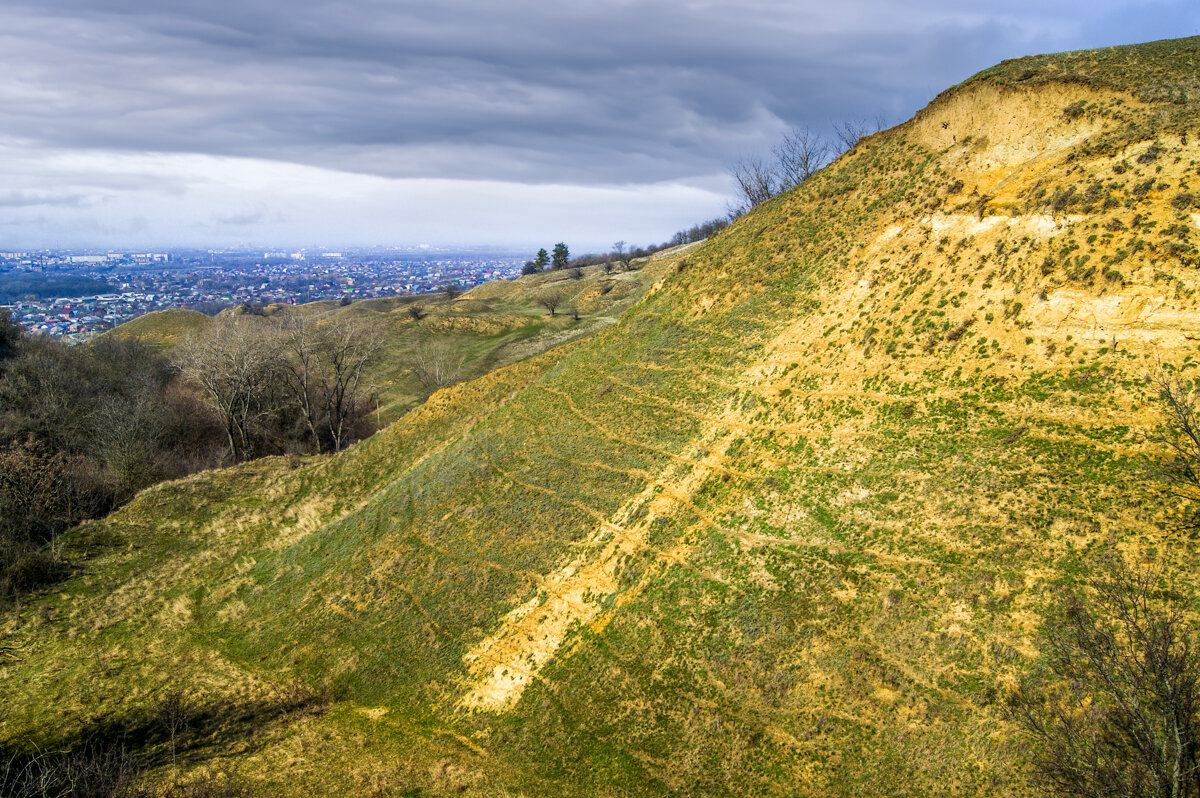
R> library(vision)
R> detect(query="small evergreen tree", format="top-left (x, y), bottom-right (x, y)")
top-left (534, 248), bottom-right (550, 271)
top-left (552, 242), bottom-right (569, 270)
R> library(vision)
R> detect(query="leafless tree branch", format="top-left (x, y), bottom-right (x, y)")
top-left (1008, 555), bottom-right (1200, 798)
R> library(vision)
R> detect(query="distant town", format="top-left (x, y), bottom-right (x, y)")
top-left (0, 247), bottom-right (524, 340)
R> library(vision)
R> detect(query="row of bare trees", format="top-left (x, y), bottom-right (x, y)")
top-left (0, 304), bottom-right (393, 605)
top-left (176, 315), bottom-right (383, 462)
top-left (729, 120), bottom-right (884, 215)
top-left (0, 313), bottom-right (224, 604)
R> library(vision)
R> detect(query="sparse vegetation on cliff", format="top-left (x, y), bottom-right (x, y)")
top-left (6, 34), bottom-right (1200, 798)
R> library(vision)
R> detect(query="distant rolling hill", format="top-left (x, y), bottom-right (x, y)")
top-left (100, 263), bottom-right (667, 427)
top-left (97, 307), bottom-right (213, 351)
top-left (7, 35), bottom-right (1200, 797)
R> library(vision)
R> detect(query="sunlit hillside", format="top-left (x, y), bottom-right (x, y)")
top-left (6, 35), bottom-right (1200, 797)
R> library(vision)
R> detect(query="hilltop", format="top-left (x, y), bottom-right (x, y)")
top-left (5, 35), bottom-right (1200, 796)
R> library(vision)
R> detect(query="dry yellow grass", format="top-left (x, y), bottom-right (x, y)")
top-left (7, 36), bottom-right (1200, 798)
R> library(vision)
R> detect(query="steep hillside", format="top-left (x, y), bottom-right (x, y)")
top-left (6, 36), bottom-right (1200, 797)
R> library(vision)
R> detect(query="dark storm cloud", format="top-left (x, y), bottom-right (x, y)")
top-left (6, 0), bottom-right (1193, 186)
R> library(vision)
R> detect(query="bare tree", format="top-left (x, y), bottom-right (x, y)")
top-left (1008, 556), bottom-right (1200, 798)
top-left (278, 316), bottom-right (384, 453)
top-left (730, 156), bottom-right (779, 214)
top-left (277, 316), bottom-right (322, 451)
top-left (403, 332), bottom-right (465, 397)
top-left (1150, 374), bottom-right (1200, 529)
top-left (832, 117), bottom-right (884, 155)
top-left (175, 318), bottom-right (283, 462)
top-left (316, 317), bottom-right (383, 451)
top-left (612, 241), bottom-right (632, 273)
top-left (773, 126), bottom-right (831, 190)
top-left (406, 303), bottom-right (428, 321)
top-left (537, 288), bottom-right (567, 316)
top-left (159, 689), bottom-right (192, 772)
top-left (92, 389), bottom-right (169, 502)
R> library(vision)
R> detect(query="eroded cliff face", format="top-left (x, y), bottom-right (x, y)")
top-left (445, 62), bottom-right (1200, 794)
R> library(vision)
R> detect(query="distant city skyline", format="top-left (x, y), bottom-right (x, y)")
top-left (0, 1), bottom-right (1197, 250)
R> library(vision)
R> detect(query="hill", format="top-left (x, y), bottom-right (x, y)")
top-left (101, 263), bottom-right (667, 426)
top-left (6, 36), bottom-right (1200, 797)
top-left (97, 308), bottom-right (213, 351)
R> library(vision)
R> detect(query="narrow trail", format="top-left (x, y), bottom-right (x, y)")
top-left (537, 386), bottom-right (914, 479)
top-left (468, 436), bottom-right (739, 593)
top-left (324, 567), bottom-right (563, 729)
top-left (454, 370), bottom-right (954, 716)
top-left (605, 375), bottom-right (818, 435)
top-left (497, 431), bottom-right (888, 561)
top-left (456, 475), bottom-right (657, 712)
top-left (362, 518), bottom-right (544, 590)
top-left (537, 387), bottom-right (759, 480)
top-left (587, 597), bottom-right (824, 760)
top-left (618, 358), bottom-right (744, 378)
top-left (447, 291), bottom-right (1011, 717)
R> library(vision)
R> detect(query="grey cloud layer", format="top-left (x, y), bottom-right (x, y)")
top-left (7, 0), bottom-right (1186, 186)
top-left (0, 0), bottom-right (1196, 249)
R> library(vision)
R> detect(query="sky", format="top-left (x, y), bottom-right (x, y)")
top-left (0, 1), bottom-right (1197, 252)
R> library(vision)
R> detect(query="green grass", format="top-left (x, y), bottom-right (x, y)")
top-left (96, 307), bottom-right (213, 351)
top-left (6, 34), bottom-right (1200, 797)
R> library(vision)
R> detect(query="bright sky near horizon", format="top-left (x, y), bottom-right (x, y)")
top-left (0, 1), bottom-right (1197, 251)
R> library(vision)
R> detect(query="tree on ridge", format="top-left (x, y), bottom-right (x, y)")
top-left (552, 243), bottom-right (570, 270)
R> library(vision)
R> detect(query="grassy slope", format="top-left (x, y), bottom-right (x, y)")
top-left (97, 308), bottom-right (214, 351)
top-left (101, 263), bottom-right (663, 425)
top-left (7, 36), bottom-right (1200, 796)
